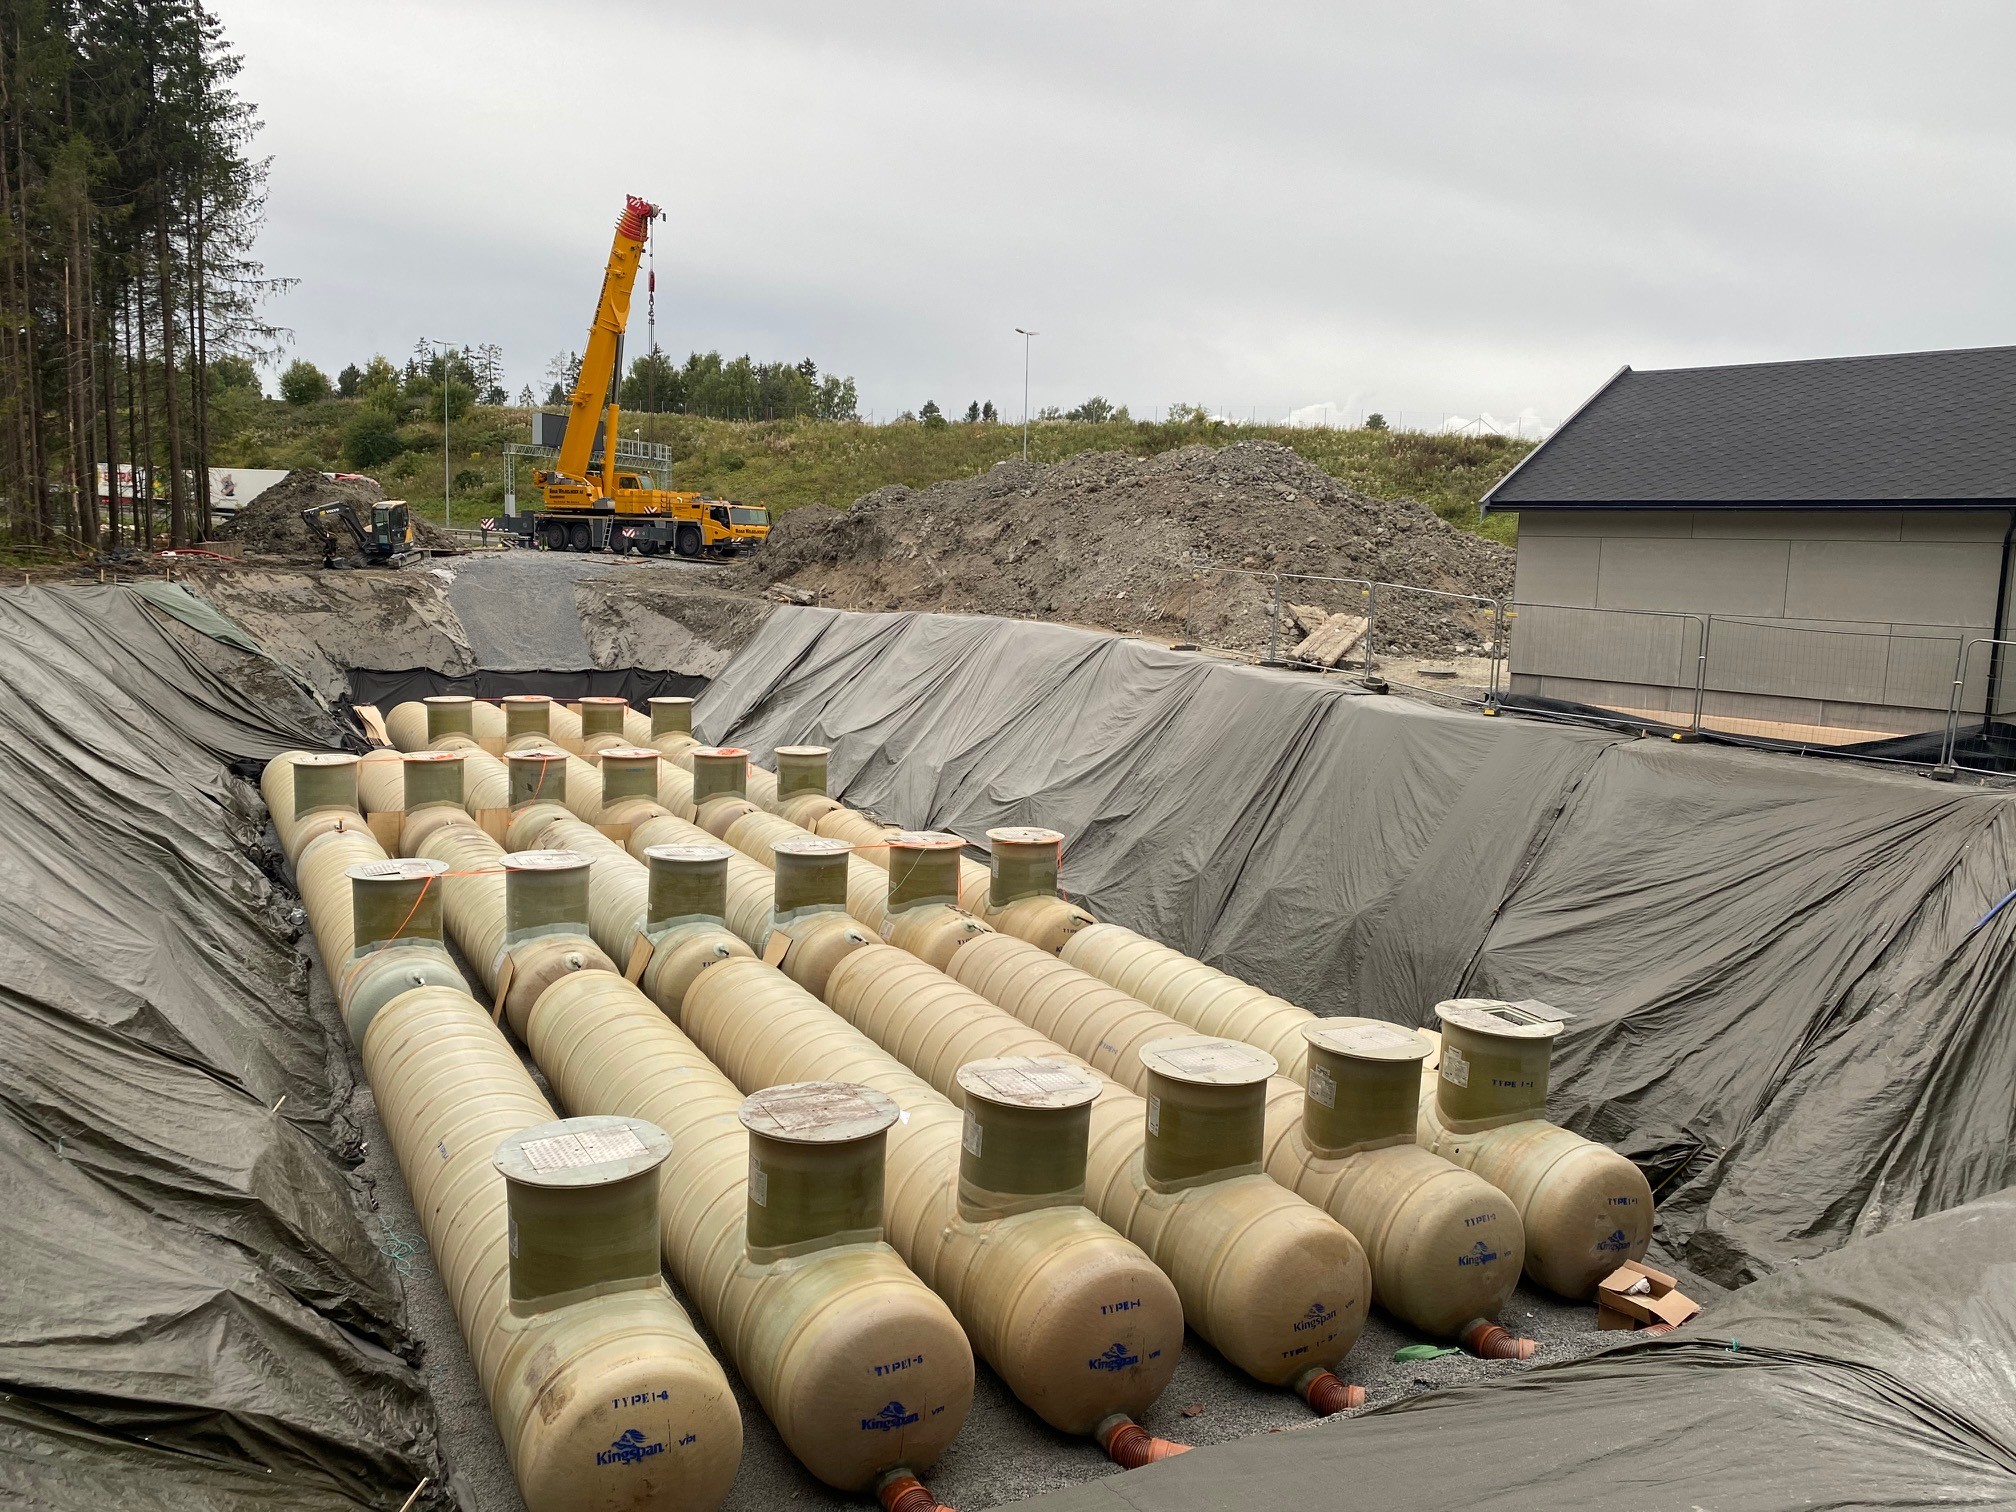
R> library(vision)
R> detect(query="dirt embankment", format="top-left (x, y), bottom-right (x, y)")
top-left (728, 441), bottom-right (1512, 657)
top-left (575, 572), bottom-right (774, 678)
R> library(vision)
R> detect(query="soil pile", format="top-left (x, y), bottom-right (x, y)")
top-left (731, 442), bottom-right (1512, 657)
top-left (218, 469), bottom-right (457, 558)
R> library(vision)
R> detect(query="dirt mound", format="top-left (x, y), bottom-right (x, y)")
top-left (218, 469), bottom-right (457, 559)
top-left (730, 442), bottom-right (1512, 657)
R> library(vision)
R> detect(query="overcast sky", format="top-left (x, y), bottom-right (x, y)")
top-left (209, 1), bottom-right (2014, 434)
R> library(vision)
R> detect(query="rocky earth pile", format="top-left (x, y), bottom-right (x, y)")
top-left (218, 469), bottom-right (456, 558)
top-left (731, 442), bottom-right (1511, 657)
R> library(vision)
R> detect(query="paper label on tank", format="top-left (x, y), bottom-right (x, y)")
top-left (880, 916), bottom-right (896, 941)
top-left (520, 1125), bottom-right (648, 1172)
top-left (1146, 1095), bottom-right (1161, 1135)
top-left (1441, 1045), bottom-right (1470, 1088)
top-left (962, 1110), bottom-right (982, 1157)
top-left (749, 1159), bottom-right (768, 1207)
top-left (1307, 1062), bottom-right (1336, 1108)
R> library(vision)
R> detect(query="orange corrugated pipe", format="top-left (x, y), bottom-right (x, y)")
top-left (1094, 1415), bottom-right (1192, 1468)
top-left (876, 1470), bottom-right (955, 1512)
top-left (1461, 1318), bottom-right (1538, 1360)
top-left (1295, 1367), bottom-right (1367, 1414)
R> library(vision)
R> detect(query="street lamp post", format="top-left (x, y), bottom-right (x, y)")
top-left (1014, 328), bottom-right (1038, 462)
top-left (425, 337), bottom-right (466, 530)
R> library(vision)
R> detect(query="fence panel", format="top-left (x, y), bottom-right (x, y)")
top-left (1502, 603), bottom-right (1707, 727)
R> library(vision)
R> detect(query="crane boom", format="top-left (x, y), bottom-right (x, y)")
top-left (554, 194), bottom-right (658, 484)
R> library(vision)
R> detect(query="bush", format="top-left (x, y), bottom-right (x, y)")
top-left (279, 359), bottom-right (331, 406)
top-left (920, 400), bottom-right (947, 430)
top-left (344, 408), bottom-right (403, 468)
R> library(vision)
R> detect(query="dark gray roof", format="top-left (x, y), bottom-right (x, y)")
top-left (1483, 344), bottom-right (2016, 511)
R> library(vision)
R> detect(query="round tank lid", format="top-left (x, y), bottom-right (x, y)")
top-left (507, 745), bottom-right (568, 762)
top-left (493, 1114), bottom-right (671, 1188)
top-left (986, 826), bottom-right (1065, 847)
top-left (500, 694), bottom-right (551, 704)
top-left (503, 848), bottom-right (590, 873)
top-left (643, 842), bottom-right (732, 865)
top-left (772, 835), bottom-right (853, 859)
top-left (402, 750), bottom-right (463, 764)
top-left (957, 1056), bottom-right (1101, 1110)
top-left (294, 752), bottom-right (358, 768)
top-left (649, 695), bottom-right (695, 707)
top-left (578, 695), bottom-right (629, 706)
top-left (691, 745), bottom-right (749, 760)
top-left (1435, 999), bottom-right (1565, 1040)
top-left (888, 830), bottom-right (966, 851)
top-left (1139, 1035), bottom-right (1277, 1085)
top-left (598, 745), bottom-right (661, 763)
top-left (774, 744), bottom-right (831, 758)
top-left (739, 1082), bottom-right (898, 1144)
top-left (346, 857), bottom-right (449, 883)
top-left (422, 694), bottom-right (474, 705)
top-left (1303, 1017), bottom-right (1431, 1063)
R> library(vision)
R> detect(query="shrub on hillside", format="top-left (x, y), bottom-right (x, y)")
top-left (280, 359), bottom-right (331, 405)
top-left (344, 408), bottom-right (403, 468)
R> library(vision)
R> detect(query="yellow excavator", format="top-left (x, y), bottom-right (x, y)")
top-left (514, 195), bottom-right (769, 557)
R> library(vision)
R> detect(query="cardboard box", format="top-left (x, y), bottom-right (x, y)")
top-left (1596, 1260), bottom-right (1700, 1330)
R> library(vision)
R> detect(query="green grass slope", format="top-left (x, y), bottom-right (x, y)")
top-left (213, 396), bottom-right (1529, 543)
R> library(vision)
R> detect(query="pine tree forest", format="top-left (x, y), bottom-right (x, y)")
top-left (0, 0), bottom-right (277, 552)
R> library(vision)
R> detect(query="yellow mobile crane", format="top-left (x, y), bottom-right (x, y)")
top-left (516, 195), bottom-right (770, 556)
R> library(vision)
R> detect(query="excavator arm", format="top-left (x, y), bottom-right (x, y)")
top-left (552, 195), bottom-right (659, 487)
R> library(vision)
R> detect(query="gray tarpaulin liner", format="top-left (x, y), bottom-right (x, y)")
top-left (0, 587), bottom-right (447, 1508)
top-left (699, 608), bottom-right (2016, 1285)
top-left (1013, 1187), bottom-right (2016, 1512)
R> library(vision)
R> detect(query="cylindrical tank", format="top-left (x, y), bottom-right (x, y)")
top-left (501, 694), bottom-right (554, 751)
top-left (862, 833), bottom-right (992, 971)
top-left (966, 828), bottom-right (1093, 954)
top-left (944, 932), bottom-right (1524, 1343)
top-left (767, 746), bottom-right (841, 828)
top-left (1265, 1020), bottom-right (1525, 1341)
top-left (593, 746), bottom-right (686, 835)
top-left (502, 745), bottom-right (603, 848)
top-left (680, 957), bottom-right (1188, 1441)
top-left (525, 975), bottom-right (972, 1492)
top-left (1419, 1000), bottom-right (1654, 1299)
top-left (821, 943), bottom-right (1368, 1400)
top-left (690, 747), bottom-right (759, 838)
top-left (816, 804), bottom-right (900, 851)
top-left (356, 747), bottom-right (406, 815)
top-left (578, 696), bottom-right (633, 758)
top-left (383, 700), bottom-right (427, 753)
top-left (364, 986), bottom-right (740, 1509)
top-left (261, 751), bottom-right (363, 862)
top-left (423, 694), bottom-right (477, 747)
top-left (1061, 922), bottom-right (1318, 1081)
top-left (627, 812), bottom-right (785, 952)
top-left (647, 697), bottom-right (698, 763)
top-left (413, 821), bottom-right (616, 1038)
top-left (470, 699), bottom-right (506, 756)
top-left (637, 843), bottom-right (756, 1014)
top-left (339, 856), bottom-right (469, 1042)
top-left (768, 836), bottom-right (876, 996)
top-left (547, 700), bottom-right (586, 754)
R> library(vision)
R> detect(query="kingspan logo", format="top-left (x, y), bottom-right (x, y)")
top-left (1089, 1343), bottom-right (1140, 1371)
top-left (596, 1427), bottom-right (665, 1467)
top-left (1294, 1302), bottom-right (1337, 1333)
top-left (861, 1401), bottom-right (921, 1433)
top-left (1596, 1228), bottom-right (1631, 1253)
top-left (1456, 1240), bottom-right (1501, 1268)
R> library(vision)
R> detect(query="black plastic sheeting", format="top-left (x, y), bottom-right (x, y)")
top-left (1015, 1187), bottom-right (2016, 1512)
top-left (348, 666), bottom-right (707, 711)
top-left (0, 587), bottom-right (447, 1509)
top-left (699, 608), bottom-right (2016, 1286)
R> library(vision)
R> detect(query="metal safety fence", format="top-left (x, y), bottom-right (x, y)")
top-left (1173, 557), bottom-right (2016, 777)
